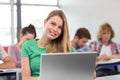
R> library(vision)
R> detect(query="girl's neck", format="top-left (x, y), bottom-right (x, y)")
top-left (37, 36), bottom-right (50, 48)
top-left (71, 40), bottom-right (77, 49)
top-left (102, 40), bottom-right (109, 46)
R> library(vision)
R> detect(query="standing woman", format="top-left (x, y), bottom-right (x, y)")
top-left (21, 10), bottom-right (75, 78)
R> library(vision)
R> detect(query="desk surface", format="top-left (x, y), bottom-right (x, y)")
top-left (23, 77), bottom-right (40, 80)
top-left (95, 74), bottom-right (120, 80)
top-left (97, 59), bottom-right (120, 64)
top-left (97, 58), bottom-right (120, 68)
top-left (0, 68), bottom-right (21, 72)
top-left (23, 75), bottom-right (120, 80)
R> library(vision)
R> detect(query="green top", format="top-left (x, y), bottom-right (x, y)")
top-left (21, 39), bottom-right (76, 76)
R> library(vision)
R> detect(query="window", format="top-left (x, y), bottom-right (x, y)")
top-left (0, 0), bottom-right (58, 46)
top-left (0, 0), bottom-right (9, 3)
top-left (0, 5), bottom-right (11, 46)
top-left (21, 0), bottom-right (57, 5)
top-left (21, 6), bottom-right (58, 39)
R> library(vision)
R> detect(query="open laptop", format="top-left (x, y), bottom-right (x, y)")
top-left (40, 52), bottom-right (97, 80)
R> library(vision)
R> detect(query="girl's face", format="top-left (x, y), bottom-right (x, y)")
top-left (20, 33), bottom-right (35, 44)
top-left (44, 16), bottom-right (63, 40)
top-left (101, 31), bottom-right (111, 43)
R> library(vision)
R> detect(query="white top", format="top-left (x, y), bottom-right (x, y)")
top-left (0, 45), bottom-right (8, 60)
top-left (100, 45), bottom-right (112, 56)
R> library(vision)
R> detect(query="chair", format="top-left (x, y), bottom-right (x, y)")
top-left (3, 46), bottom-right (8, 53)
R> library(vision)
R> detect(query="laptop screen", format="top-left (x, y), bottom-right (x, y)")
top-left (40, 52), bottom-right (97, 80)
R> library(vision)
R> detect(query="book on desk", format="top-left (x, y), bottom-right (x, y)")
top-left (0, 68), bottom-right (22, 80)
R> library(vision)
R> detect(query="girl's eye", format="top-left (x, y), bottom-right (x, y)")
top-left (58, 26), bottom-right (62, 29)
top-left (51, 22), bottom-right (56, 26)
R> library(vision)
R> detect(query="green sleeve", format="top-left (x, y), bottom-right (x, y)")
top-left (71, 46), bottom-right (76, 52)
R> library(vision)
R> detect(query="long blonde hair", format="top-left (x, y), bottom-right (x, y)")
top-left (46, 10), bottom-right (71, 53)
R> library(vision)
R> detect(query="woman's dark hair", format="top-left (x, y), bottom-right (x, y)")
top-left (21, 24), bottom-right (37, 38)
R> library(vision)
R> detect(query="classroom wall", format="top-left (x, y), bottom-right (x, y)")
top-left (58, 0), bottom-right (120, 44)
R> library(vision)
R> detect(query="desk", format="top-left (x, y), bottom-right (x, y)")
top-left (23, 77), bottom-right (40, 80)
top-left (95, 74), bottom-right (120, 80)
top-left (0, 68), bottom-right (21, 80)
top-left (97, 59), bottom-right (120, 68)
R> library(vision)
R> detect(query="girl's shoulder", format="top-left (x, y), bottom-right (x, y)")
top-left (23, 39), bottom-right (38, 46)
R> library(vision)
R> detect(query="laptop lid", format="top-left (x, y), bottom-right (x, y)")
top-left (40, 52), bottom-right (97, 80)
